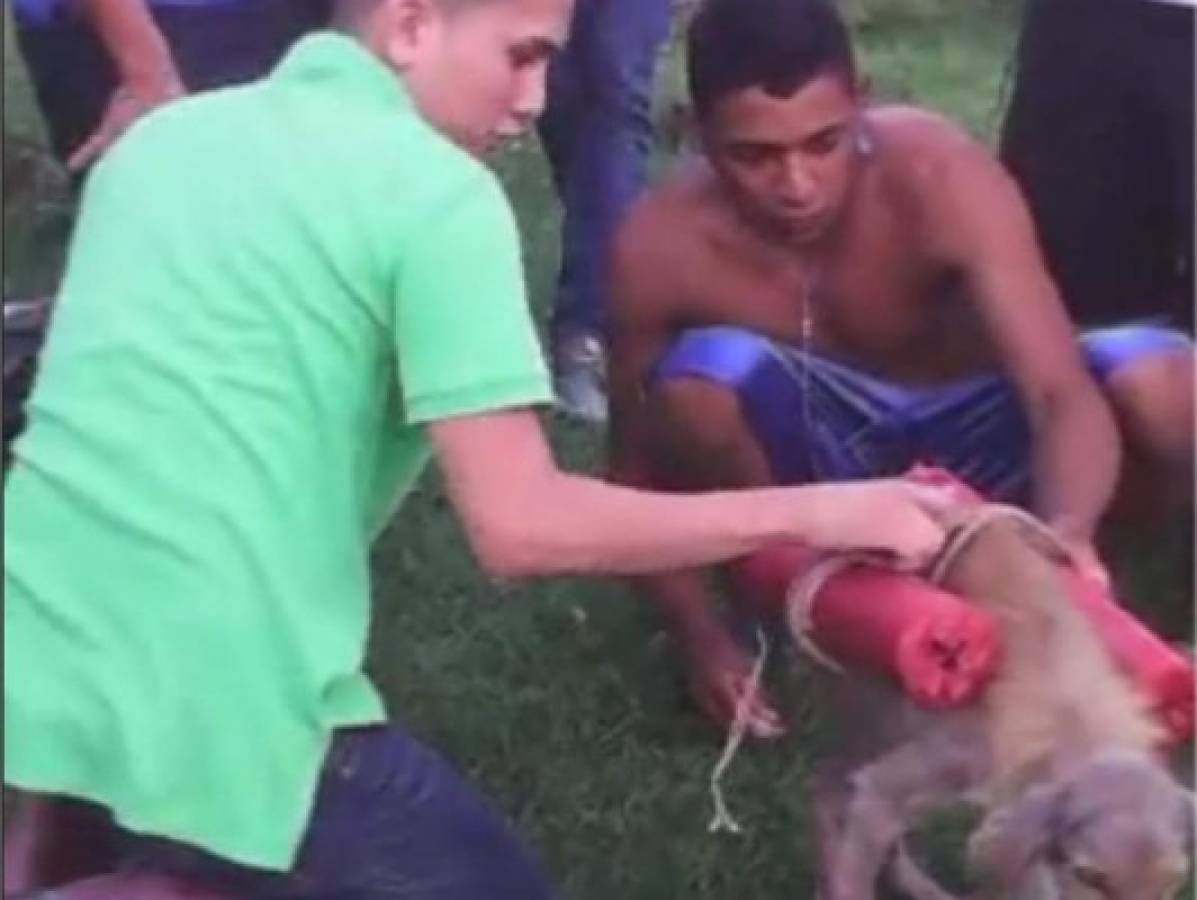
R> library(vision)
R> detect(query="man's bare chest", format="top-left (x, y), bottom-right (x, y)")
top-left (673, 214), bottom-right (995, 381)
top-left (683, 236), bottom-right (947, 352)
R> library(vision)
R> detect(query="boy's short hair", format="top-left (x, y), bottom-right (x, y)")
top-left (687, 0), bottom-right (856, 119)
top-left (334, 0), bottom-right (488, 21)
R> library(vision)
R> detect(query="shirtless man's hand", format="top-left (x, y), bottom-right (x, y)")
top-left (684, 620), bottom-right (786, 738)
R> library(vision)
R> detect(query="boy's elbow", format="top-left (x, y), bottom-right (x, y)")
top-left (457, 468), bottom-right (575, 578)
top-left (474, 538), bottom-right (539, 579)
top-left (468, 517), bottom-right (555, 579)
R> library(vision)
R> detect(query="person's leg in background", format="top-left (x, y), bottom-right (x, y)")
top-left (12, 0), bottom-right (329, 178)
top-left (1140, 0), bottom-right (1194, 333)
top-left (12, 11), bottom-right (118, 167)
top-left (538, 0), bottom-right (672, 423)
top-left (1000, 0), bottom-right (1194, 331)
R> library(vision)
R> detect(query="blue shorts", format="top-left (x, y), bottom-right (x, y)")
top-left (649, 324), bottom-right (1193, 501)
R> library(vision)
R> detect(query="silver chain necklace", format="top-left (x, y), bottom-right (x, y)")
top-left (799, 259), bottom-right (825, 477)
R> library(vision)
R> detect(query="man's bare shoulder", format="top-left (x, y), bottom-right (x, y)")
top-left (864, 104), bottom-right (1015, 246)
top-left (618, 160), bottom-right (715, 261)
top-left (867, 105), bottom-right (997, 187)
top-left (612, 160), bottom-right (719, 310)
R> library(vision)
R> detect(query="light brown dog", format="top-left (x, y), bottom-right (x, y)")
top-left (810, 510), bottom-right (1193, 900)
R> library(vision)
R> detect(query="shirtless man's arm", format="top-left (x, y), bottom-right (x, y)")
top-left (606, 198), bottom-right (786, 737)
top-left (922, 128), bottom-right (1121, 568)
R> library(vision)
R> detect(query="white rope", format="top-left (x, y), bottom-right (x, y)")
top-left (928, 503), bottom-right (1070, 583)
top-left (783, 504), bottom-right (1070, 673)
top-left (783, 552), bottom-right (874, 673)
top-left (707, 626), bottom-right (769, 834)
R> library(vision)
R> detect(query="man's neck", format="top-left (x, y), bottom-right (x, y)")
top-left (718, 187), bottom-right (842, 275)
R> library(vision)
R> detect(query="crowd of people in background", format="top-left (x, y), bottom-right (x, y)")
top-left (3, 0), bottom-right (1193, 898)
top-left (10, 0), bottom-right (1193, 404)
top-left (10, 0), bottom-right (674, 423)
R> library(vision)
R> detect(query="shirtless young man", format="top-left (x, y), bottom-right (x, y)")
top-left (608, 0), bottom-right (1196, 737)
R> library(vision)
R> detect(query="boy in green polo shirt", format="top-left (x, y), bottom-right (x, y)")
top-left (3, 0), bottom-right (950, 896)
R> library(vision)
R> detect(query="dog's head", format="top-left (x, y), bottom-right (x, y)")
top-left (968, 749), bottom-right (1193, 899)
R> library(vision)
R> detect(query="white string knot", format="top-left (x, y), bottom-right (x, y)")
top-left (708, 626), bottom-right (770, 834)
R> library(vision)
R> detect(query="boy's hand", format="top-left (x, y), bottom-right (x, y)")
top-left (807, 479), bottom-right (954, 571)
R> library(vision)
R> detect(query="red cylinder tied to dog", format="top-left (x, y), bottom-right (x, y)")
top-left (907, 465), bottom-right (1194, 743)
top-left (735, 465), bottom-right (1195, 741)
top-left (733, 543), bottom-right (1003, 709)
top-left (1063, 569), bottom-right (1195, 745)
top-left (907, 464), bottom-right (1195, 744)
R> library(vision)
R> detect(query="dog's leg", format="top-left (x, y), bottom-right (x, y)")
top-left (823, 722), bottom-right (988, 900)
top-left (888, 840), bottom-right (966, 900)
top-left (811, 769), bottom-right (853, 900)
top-left (822, 761), bottom-right (910, 900)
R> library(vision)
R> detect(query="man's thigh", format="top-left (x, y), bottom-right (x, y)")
top-left (650, 327), bottom-right (927, 486)
top-left (651, 326), bottom-right (1033, 497)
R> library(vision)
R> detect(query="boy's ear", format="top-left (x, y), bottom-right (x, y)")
top-left (662, 101), bottom-right (697, 154)
top-left (855, 72), bottom-right (873, 101)
top-left (377, 0), bottom-right (440, 69)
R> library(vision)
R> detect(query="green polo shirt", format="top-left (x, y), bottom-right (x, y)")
top-left (4, 33), bottom-right (552, 870)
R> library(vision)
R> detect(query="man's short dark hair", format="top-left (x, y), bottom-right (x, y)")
top-left (687, 0), bottom-right (856, 119)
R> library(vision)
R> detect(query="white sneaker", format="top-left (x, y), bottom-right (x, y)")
top-left (552, 331), bottom-right (608, 424)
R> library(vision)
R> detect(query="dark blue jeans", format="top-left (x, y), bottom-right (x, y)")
top-left (120, 725), bottom-right (556, 900)
top-left (538, 0), bottom-right (671, 337)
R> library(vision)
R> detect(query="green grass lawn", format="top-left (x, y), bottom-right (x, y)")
top-left (4, 3), bottom-right (1192, 897)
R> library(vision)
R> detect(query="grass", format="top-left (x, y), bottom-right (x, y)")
top-left (4, 2), bottom-right (1191, 897)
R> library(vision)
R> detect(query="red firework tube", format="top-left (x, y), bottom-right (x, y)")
top-left (733, 543), bottom-right (1002, 709)
top-left (906, 464), bottom-right (1194, 744)
top-left (1063, 569), bottom-right (1195, 745)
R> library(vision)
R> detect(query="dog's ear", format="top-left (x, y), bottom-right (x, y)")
top-left (968, 782), bottom-right (1066, 885)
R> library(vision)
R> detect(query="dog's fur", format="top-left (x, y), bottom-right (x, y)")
top-left (810, 512), bottom-right (1193, 900)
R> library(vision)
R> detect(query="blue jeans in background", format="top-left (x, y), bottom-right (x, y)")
top-left (538, 0), bottom-right (672, 339)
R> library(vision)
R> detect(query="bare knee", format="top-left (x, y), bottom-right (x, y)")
top-left (643, 376), bottom-right (772, 489)
top-left (1103, 349), bottom-right (1194, 477)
